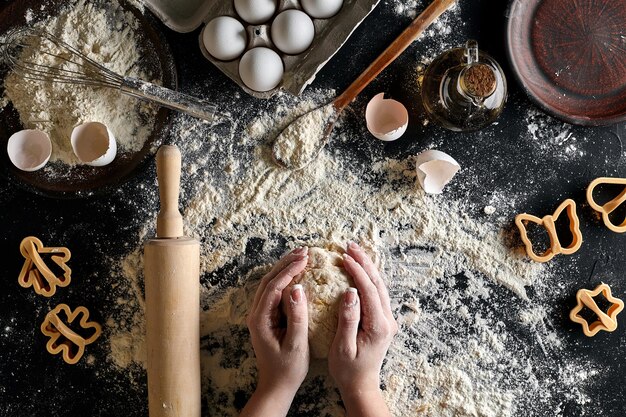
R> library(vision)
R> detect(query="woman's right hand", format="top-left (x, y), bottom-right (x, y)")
top-left (328, 242), bottom-right (397, 416)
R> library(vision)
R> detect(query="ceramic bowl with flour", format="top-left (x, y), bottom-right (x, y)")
top-left (0, 0), bottom-right (176, 197)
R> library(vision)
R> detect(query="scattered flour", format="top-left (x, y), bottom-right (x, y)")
top-left (524, 108), bottom-right (585, 161)
top-left (2, 0), bottom-right (158, 165)
top-left (385, 0), bottom-right (460, 46)
top-left (385, 0), bottom-right (458, 20)
top-left (83, 1), bottom-right (599, 413)
top-left (1, 0), bottom-right (605, 415)
top-left (104, 86), bottom-right (596, 417)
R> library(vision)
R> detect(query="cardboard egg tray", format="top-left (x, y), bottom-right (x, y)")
top-left (144, 0), bottom-right (380, 98)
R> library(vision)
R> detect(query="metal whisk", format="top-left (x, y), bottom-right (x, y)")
top-left (0, 27), bottom-right (228, 123)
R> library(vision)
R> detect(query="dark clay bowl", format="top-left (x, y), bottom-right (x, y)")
top-left (507, 0), bottom-right (626, 126)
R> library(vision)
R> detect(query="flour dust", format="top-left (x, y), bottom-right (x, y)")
top-left (104, 83), bottom-right (597, 417)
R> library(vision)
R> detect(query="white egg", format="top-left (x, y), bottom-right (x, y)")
top-left (239, 47), bottom-right (284, 92)
top-left (203, 16), bottom-right (247, 61)
top-left (301, 0), bottom-right (344, 19)
top-left (234, 0), bottom-right (277, 24)
top-left (271, 10), bottom-right (315, 55)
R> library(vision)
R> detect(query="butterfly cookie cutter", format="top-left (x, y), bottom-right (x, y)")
top-left (570, 283), bottom-right (624, 337)
top-left (587, 177), bottom-right (626, 233)
top-left (515, 199), bottom-right (583, 263)
top-left (40, 304), bottom-right (102, 364)
top-left (18, 236), bottom-right (71, 297)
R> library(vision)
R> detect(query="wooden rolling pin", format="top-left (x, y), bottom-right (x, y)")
top-left (144, 145), bottom-right (200, 417)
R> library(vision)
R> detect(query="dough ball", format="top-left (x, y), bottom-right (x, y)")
top-left (290, 245), bottom-right (354, 359)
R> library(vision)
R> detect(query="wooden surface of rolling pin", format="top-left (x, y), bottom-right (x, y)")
top-left (144, 145), bottom-right (200, 417)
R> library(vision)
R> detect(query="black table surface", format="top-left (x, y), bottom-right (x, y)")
top-left (1, 0), bottom-right (625, 416)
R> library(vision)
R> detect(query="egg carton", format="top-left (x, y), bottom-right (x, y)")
top-left (143, 0), bottom-right (380, 98)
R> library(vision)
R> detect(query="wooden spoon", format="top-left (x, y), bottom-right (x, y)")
top-left (272, 0), bottom-right (458, 169)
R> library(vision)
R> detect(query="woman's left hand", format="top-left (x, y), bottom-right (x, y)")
top-left (245, 246), bottom-right (311, 405)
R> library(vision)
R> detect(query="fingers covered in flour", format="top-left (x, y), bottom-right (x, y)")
top-left (251, 247), bottom-right (308, 313)
top-left (332, 287), bottom-right (360, 359)
top-left (343, 253), bottom-right (387, 335)
top-left (283, 284), bottom-right (309, 349)
top-left (346, 242), bottom-right (397, 334)
top-left (248, 255), bottom-right (309, 338)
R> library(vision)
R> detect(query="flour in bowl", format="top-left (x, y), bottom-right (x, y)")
top-left (2, 0), bottom-right (158, 166)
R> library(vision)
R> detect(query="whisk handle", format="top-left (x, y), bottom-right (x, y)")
top-left (121, 78), bottom-right (226, 123)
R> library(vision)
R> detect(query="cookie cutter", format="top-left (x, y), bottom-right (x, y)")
top-left (515, 199), bottom-right (583, 263)
top-left (18, 236), bottom-right (71, 297)
top-left (40, 304), bottom-right (102, 364)
top-left (570, 283), bottom-right (624, 337)
top-left (587, 177), bottom-right (626, 233)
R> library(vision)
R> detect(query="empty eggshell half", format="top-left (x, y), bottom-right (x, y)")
top-left (7, 129), bottom-right (52, 171)
top-left (415, 150), bottom-right (460, 194)
top-left (365, 93), bottom-right (409, 141)
top-left (71, 122), bottom-right (117, 167)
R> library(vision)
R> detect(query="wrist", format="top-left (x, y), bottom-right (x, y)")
top-left (256, 378), bottom-right (300, 403)
top-left (339, 384), bottom-right (382, 403)
top-left (240, 382), bottom-right (299, 417)
top-left (337, 374), bottom-right (380, 400)
top-left (339, 386), bottom-right (390, 417)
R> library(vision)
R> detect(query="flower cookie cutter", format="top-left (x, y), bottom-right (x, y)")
top-left (587, 177), bottom-right (626, 233)
top-left (18, 236), bottom-right (71, 297)
top-left (40, 304), bottom-right (102, 364)
top-left (570, 283), bottom-right (624, 337)
top-left (515, 199), bottom-right (583, 263)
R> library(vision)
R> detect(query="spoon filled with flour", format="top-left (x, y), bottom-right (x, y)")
top-left (271, 0), bottom-right (456, 170)
top-left (272, 103), bottom-right (336, 169)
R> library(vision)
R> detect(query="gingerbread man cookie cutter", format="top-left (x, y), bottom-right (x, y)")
top-left (586, 177), bottom-right (626, 233)
top-left (18, 236), bottom-right (71, 297)
top-left (40, 304), bottom-right (102, 364)
top-left (570, 283), bottom-right (624, 337)
top-left (515, 199), bottom-right (583, 263)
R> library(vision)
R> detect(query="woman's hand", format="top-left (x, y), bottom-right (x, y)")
top-left (240, 247), bottom-right (310, 417)
top-left (328, 242), bottom-right (398, 417)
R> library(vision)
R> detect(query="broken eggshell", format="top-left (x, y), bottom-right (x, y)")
top-left (7, 129), bottom-right (52, 172)
top-left (71, 122), bottom-right (117, 167)
top-left (415, 150), bottom-right (460, 194)
top-left (365, 93), bottom-right (408, 141)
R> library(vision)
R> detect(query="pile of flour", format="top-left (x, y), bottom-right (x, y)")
top-left (2, 0), bottom-right (157, 166)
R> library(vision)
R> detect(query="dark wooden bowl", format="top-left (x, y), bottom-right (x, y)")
top-left (0, 0), bottom-right (176, 198)
top-left (507, 0), bottom-right (626, 126)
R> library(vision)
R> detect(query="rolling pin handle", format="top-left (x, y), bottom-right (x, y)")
top-left (156, 145), bottom-right (184, 238)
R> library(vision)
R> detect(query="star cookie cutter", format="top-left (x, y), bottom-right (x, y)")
top-left (18, 236), bottom-right (71, 297)
top-left (515, 199), bottom-right (583, 263)
top-left (570, 283), bottom-right (624, 337)
top-left (40, 304), bottom-right (102, 364)
top-left (587, 177), bottom-right (626, 233)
